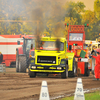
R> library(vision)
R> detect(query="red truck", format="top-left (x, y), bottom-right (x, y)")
top-left (66, 25), bottom-right (91, 76)
top-left (0, 35), bottom-right (24, 67)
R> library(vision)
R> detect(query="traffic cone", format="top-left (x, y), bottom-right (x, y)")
top-left (39, 81), bottom-right (50, 100)
top-left (74, 78), bottom-right (85, 100)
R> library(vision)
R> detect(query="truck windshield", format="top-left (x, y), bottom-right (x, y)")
top-left (69, 33), bottom-right (83, 41)
top-left (39, 41), bottom-right (64, 51)
top-left (26, 39), bottom-right (35, 49)
top-left (26, 39), bottom-right (35, 58)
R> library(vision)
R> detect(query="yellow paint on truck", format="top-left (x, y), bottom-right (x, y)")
top-left (66, 52), bottom-right (74, 71)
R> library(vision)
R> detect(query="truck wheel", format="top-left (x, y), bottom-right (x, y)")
top-left (68, 58), bottom-right (76, 77)
top-left (16, 49), bottom-right (19, 72)
top-left (29, 70), bottom-right (36, 78)
top-left (19, 55), bottom-right (27, 73)
top-left (61, 64), bottom-right (68, 79)
top-left (84, 62), bottom-right (90, 76)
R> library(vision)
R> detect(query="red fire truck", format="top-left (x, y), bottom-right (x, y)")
top-left (0, 34), bottom-right (34, 67)
top-left (66, 25), bottom-right (91, 76)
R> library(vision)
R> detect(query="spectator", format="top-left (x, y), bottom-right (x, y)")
top-left (0, 52), bottom-right (3, 64)
top-left (91, 50), bottom-right (100, 80)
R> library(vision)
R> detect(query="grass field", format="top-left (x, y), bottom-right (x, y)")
top-left (57, 91), bottom-right (100, 100)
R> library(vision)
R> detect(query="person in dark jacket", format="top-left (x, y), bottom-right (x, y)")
top-left (91, 49), bottom-right (100, 80)
top-left (0, 52), bottom-right (3, 64)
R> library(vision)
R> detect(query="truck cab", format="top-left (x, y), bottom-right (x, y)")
top-left (67, 25), bottom-right (86, 55)
top-left (28, 37), bottom-right (68, 78)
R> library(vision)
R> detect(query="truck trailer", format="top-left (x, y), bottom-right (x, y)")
top-left (0, 35), bottom-right (23, 67)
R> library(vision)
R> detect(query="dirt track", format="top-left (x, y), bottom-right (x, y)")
top-left (0, 68), bottom-right (100, 100)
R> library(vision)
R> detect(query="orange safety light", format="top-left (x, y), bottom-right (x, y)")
top-left (30, 55), bottom-right (32, 58)
top-left (90, 41), bottom-right (92, 44)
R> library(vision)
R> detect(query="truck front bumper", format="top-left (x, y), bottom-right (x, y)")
top-left (29, 69), bottom-right (65, 73)
top-left (29, 65), bottom-right (65, 73)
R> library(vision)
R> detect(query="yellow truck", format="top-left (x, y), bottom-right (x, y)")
top-left (28, 37), bottom-right (76, 78)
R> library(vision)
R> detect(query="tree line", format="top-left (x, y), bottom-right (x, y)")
top-left (0, 0), bottom-right (100, 40)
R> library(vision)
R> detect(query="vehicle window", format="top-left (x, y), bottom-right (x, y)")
top-left (26, 39), bottom-right (35, 49)
top-left (26, 40), bottom-right (32, 49)
top-left (38, 41), bottom-right (64, 51)
top-left (69, 33), bottom-right (83, 41)
top-left (60, 42), bottom-right (64, 51)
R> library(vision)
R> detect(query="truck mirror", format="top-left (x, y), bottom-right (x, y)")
top-left (69, 45), bottom-right (72, 51)
top-left (17, 41), bottom-right (20, 45)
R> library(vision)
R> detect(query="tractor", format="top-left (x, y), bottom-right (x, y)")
top-left (66, 25), bottom-right (91, 77)
top-left (16, 35), bottom-right (35, 73)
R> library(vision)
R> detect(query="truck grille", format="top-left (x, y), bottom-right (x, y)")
top-left (37, 56), bottom-right (56, 64)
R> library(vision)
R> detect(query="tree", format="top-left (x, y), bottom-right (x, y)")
top-left (74, 1), bottom-right (86, 13)
top-left (64, 1), bottom-right (85, 25)
top-left (82, 10), bottom-right (99, 40)
top-left (94, 0), bottom-right (100, 20)
top-left (82, 10), bottom-right (97, 24)
top-left (63, 1), bottom-right (86, 37)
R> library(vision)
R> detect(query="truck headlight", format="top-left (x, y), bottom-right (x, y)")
top-left (31, 66), bottom-right (36, 69)
top-left (57, 67), bottom-right (62, 70)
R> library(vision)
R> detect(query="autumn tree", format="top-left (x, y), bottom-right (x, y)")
top-left (94, 0), bottom-right (100, 20)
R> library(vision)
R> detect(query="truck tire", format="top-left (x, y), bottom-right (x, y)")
top-left (16, 49), bottom-right (19, 72)
top-left (29, 70), bottom-right (36, 78)
top-left (19, 55), bottom-right (27, 73)
top-left (68, 58), bottom-right (76, 77)
top-left (61, 64), bottom-right (68, 79)
top-left (84, 62), bottom-right (90, 76)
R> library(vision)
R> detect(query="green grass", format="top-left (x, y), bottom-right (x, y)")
top-left (57, 91), bottom-right (100, 100)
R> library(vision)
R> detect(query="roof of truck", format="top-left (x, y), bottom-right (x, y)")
top-left (0, 35), bottom-right (35, 39)
top-left (41, 37), bottom-right (66, 41)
